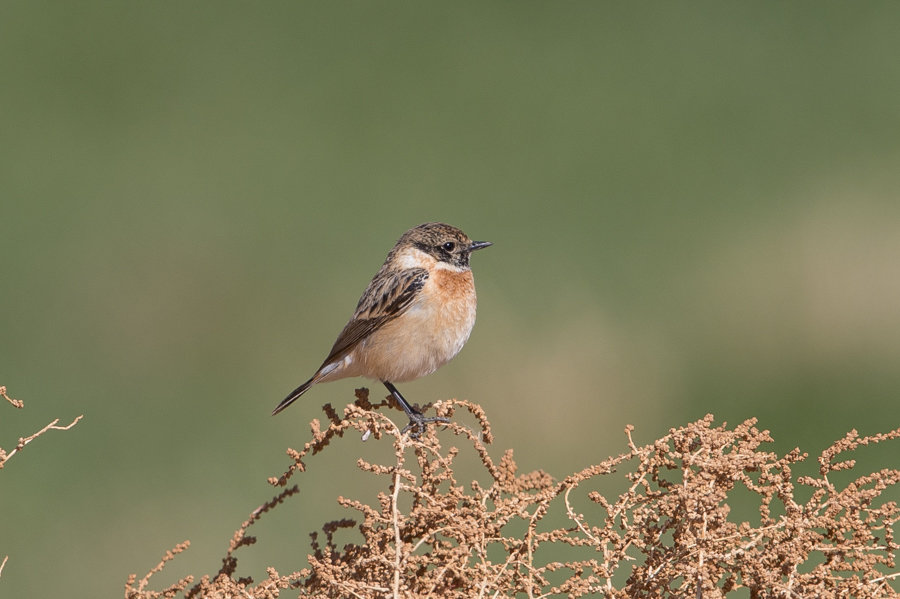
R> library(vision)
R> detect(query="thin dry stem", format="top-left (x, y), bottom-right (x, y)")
top-left (2, 385), bottom-right (83, 583)
top-left (1, 414), bottom-right (84, 469)
top-left (1, 386), bottom-right (24, 409)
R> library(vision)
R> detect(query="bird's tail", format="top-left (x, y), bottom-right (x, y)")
top-left (272, 377), bottom-right (315, 415)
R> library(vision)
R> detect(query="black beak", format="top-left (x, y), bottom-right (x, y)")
top-left (469, 241), bottom-right (492, 252)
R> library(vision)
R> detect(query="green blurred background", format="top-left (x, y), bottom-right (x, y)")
top-left (2, 2), bottom-right (899, 596)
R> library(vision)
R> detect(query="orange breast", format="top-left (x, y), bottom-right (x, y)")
top-left (432, 267), bottom-right (476, 300)
top-left (354, 267), bottom-right (478, 382)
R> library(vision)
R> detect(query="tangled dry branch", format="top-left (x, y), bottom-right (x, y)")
top-left (2, 385), bottom-right (83, 579)
top-left (126, 390), bottom-right (899, 598)
top-left (1, 385), bottom-right (84, 471)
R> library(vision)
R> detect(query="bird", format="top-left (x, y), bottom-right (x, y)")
top-left (272, 222), bottom-right (492, 434)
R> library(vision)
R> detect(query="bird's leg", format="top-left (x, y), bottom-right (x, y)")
top-left (382, 381), bottom-right (449, 437)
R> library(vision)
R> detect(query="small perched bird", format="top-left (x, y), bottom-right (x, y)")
top-left (273, 222), bottom-right (492, 434)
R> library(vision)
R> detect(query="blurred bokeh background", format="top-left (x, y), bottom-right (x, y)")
top-left (2, 2), bottom-right (899, 596)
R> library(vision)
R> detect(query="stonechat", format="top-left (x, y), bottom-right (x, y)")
top-left (273, 222), bottom-right (492, 434)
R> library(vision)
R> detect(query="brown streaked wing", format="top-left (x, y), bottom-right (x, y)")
top-left (317, 267), bottom-right (428, 368)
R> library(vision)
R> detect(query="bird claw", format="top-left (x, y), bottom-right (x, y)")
top-left (401, 413), bottom-right (450, 438)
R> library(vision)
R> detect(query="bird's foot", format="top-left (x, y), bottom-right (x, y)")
top-left (382, 382), bottom-right (449, 438)
top-left (401, 411), bottom-right (450, 439)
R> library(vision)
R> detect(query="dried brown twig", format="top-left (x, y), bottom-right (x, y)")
top-left (1, 385), bottom-right (24, 409)
top-left (2, 385), bottom-right (83, 580)
top-left (1, 385), bottom-right (84, 470)
top-left (0, 413), bottom-right (84, 470)
top-left (126, 390), bottom-right (899, 598)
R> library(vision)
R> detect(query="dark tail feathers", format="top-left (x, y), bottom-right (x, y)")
top-left (271, 377), bottom-right (314, 415)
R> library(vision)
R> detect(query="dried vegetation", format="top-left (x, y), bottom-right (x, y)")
top-left (126, 390), bottom-right (899, 598)
top-left (1, 385), bottom-right (83, 579)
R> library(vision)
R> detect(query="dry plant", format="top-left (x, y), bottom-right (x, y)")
top-left (1, 385), bottom-right (83, 578)
top-left (126, 390), bottom-right (899, 598)
top-left (0, 386), bottom-right (83, 471)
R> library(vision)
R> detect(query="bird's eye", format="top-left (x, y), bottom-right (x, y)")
top-left (441, 241), bottom-right (456, 252)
